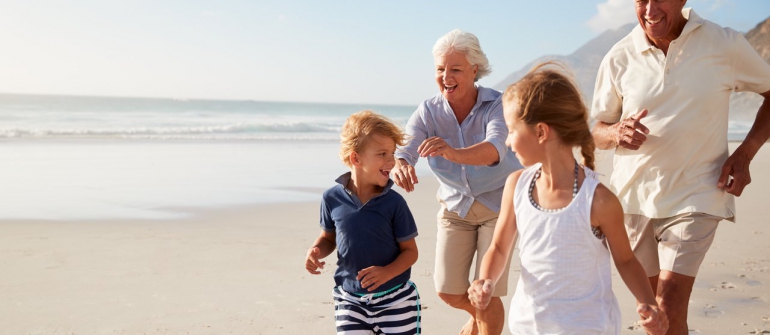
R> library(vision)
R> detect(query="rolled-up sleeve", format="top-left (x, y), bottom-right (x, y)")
top-left (591, 53), bottom-right (623, 124)
top-left (396, 103), bottom-right (429, 167)
top-left (732, 30), bottom-right (770, 94)
top-left (484, 98), bottom-right (509, 166)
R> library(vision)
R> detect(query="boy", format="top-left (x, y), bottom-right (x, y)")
top-left (304, 110), bottom-right (421, 335)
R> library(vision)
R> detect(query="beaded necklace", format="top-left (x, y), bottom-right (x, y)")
top-left (528, 161), bottom-right (579, 213)
top-left (527, 161), bottom-right (605, 240)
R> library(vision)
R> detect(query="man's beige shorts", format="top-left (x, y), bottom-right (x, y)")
top-left (434, 200), bottom-right (512, 297)
top-left (625, 212), bottom-right (722, 278)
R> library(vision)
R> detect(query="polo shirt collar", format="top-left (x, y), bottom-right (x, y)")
top-left (335, 171), bottom-right (394, 197)
top-left (632, 7), bottom-right (704, 54)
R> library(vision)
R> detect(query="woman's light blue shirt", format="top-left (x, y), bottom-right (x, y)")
top-left (396, 85), bottom-right (522, 218)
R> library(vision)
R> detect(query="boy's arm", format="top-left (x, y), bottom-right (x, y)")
top-left (356, 238), bottom-right (418, 292)
top-left (593, 185), bottom-right (668, 334)
top-left (468, 170), bottom-right (520, 310)
top-left (305, 231), bottom-right (336, 275)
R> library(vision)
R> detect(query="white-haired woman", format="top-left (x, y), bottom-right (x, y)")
top-left (393, 29), bottom-right (522, 335)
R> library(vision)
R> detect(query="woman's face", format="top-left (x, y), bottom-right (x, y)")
top-left (434, 51), bottom-right (478, 105)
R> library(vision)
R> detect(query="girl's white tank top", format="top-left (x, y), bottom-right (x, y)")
top-left (509, 163), bottom-right (621, 335)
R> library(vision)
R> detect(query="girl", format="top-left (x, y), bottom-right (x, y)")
top-left (467, 63), bottom-right (668, 334)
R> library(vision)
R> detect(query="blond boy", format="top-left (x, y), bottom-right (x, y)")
top-left (305, 110), bottom-right (421, 335)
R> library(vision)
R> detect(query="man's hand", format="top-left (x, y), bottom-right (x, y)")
top-left (357, 266), bottom-right (394, 292)
top-left (467, 279), bottom-right (494, 310)
top-left (392, 159), bottom-right (418, 192)
top-left (614, 109), bottom-right (650, 150)
top-left (305, 247), bottom-right (325, 275)
top-left (717, 150), bottom-right (752, 196)
top-left (637, 304), bottom-right (668, 335)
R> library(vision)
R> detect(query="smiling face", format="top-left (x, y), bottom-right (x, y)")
top-left (435, 51), bottom-right (478, 105)
top-left (354, 133), bottom-right (397, 188)
top-left (635, 0), bottom-right (687, 48)
top-left (503, 98), bottom-right (541, 167)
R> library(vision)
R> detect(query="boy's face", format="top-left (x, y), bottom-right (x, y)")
top-left (355, 133), bottom-right (397, 188)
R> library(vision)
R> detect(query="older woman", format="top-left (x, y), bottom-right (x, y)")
top-left (393, 29), bottom-right (522, 335)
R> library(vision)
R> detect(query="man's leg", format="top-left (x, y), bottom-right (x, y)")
top-left (476, 297), bottom-right (504, 335)
top-left (655, 271), bottom-right (696, 335)
top-left (654, 213), bottom-right (720, 335)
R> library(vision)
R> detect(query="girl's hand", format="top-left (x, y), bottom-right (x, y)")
top-left (357, 266), bottom-right (393, 292)
top-left (637, 303), bottom-right (668, 335)
top-left (467, 279), bottom-right (494, 310)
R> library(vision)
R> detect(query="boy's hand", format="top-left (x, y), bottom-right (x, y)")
top-left (305, 247), bottom-right (325, 275)
top-left (637, 304), bottom-right (668, 335)
top-left (467, 279), bottom-right (494, 310)
top-left (356, 266), bottom-right (393, 292)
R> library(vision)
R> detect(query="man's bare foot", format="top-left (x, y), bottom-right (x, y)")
top-left (460, 317), bottom-right (478, 335)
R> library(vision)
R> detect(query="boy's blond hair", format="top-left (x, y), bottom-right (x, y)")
top-left (339, 110), bottom-right (408, 167)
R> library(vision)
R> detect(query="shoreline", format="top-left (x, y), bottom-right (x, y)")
top-left (0, 144), bottom-right (768, 334)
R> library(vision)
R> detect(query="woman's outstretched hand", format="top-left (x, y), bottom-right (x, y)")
top-left (467, 279), bottom-right (494, 310)
top-left (392, 159), bottom-right (418, 192)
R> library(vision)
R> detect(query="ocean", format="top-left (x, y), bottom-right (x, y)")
top-left (0, 93), bottom-right (752, 220)
top-left (0, 94), bottom-right (418, 220)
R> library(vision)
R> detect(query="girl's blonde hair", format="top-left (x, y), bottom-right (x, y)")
top-left (503, 62), bottom-right (596, 169)
top-left (339, 110), bottom-right (408, 167)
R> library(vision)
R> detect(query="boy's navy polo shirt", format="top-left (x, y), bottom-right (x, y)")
top-left (320, 172), bottom-right (418, 294)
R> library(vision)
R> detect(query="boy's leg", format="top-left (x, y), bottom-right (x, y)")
top-left (369, 282), bottom-right (421, 335)
top-left (332, 287), bottom-right (376, 335)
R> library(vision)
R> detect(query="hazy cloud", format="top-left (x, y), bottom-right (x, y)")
top-left (587, 0), bottom-right (636, 32)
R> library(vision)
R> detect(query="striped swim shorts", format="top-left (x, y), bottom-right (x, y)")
top-left (332, 281), bottom-right (421, 335)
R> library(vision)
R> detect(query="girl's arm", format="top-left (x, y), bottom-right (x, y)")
top-left (468, 170), bottom-right (522, 309)
top-left (305, 231), bottom-right (336, 275)
top-left (592, 184), bottom-right (668, 334)
top-left (357, 238), bottom-right (418, 292)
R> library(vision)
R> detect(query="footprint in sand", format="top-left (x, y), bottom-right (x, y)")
top-left (704, 309), bottom-right (724, 318)
top-left (721, 282), bottom-right (736, 289)
top-left (703, 304), bottom-right (724, 318)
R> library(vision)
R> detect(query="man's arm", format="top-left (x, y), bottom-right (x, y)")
top-left (718, 90), bottom-right (770, 196)
top-left (591, 109), bottom-right (650, 150)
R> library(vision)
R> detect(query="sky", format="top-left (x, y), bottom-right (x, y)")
top-left (1, 0), bottom-right (768, 106)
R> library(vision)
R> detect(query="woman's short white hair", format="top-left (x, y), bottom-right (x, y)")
top-left (432, 29), bottom-right (491, 82)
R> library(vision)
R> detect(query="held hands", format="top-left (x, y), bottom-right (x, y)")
top-left (637, 304), bottom-right (668, 335)
top-left (614, 109), bottom-right (650, 150)
top-left (467, 279), bottom-right (495, 310)
top-left (357, 266), bottom-right (394, 292)
top-left (305, 247), bottom-right (325, 275)
top-left (392, 159), bottom-right (419, 192)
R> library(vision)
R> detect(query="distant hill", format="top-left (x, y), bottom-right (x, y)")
top-left (493, 23), bottom-right (635, 104)
top-left (494, 16), bottom-right (770, 123)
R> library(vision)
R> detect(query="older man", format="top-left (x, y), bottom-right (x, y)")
top-left (591, 1), bottom-right (770, 334)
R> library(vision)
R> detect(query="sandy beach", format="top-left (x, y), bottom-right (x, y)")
top-left (1, 142), bottom-right (769, 334)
